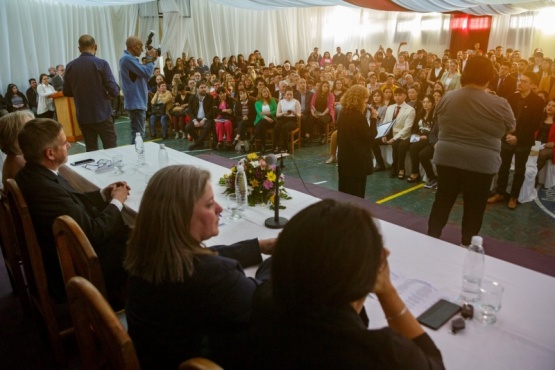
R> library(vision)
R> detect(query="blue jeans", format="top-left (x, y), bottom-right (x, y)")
top-left (128, 109), bottom-right (146, 144)
top-left (149, 114), bottom-right (168, 137)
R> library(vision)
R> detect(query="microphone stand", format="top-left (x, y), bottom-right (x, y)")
top-left (265, 154), bottom-right (288, 229)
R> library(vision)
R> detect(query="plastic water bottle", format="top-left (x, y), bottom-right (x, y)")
top-left (158, 143), bottom-right (169, 168)
top-left (135, 132), bottom-right (146, 166)
top-left (235, 163), bottom-right (248, 211)
top-left (460, 236), bottom-right (485, 302)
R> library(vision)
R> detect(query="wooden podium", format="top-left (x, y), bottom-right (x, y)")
top-left (52, 93), bottom-right (83, 143)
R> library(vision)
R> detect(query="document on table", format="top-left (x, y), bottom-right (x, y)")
top-left (369, 271), bottom-right (446, 317)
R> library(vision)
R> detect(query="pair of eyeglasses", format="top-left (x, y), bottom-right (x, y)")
top-left (84, 159), bottom-right (112, 170)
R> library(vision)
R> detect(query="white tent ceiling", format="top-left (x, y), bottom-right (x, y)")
top-left (36, 0), bottom-right (555, 15)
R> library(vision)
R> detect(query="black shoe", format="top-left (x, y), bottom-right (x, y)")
top-left (216, 142), bottom-right (222, 151)
top-left (373, 165), bottom-right (385, 172)
top-left (188, 142), bottom-right (199, 151)
top-left (240, 145), bottom-right (246, 154)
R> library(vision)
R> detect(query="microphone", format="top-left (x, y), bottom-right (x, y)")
top-left (264, 153), bottom-right (288, 229)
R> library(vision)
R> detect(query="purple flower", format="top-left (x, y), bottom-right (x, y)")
top-left (263, 179), bottom-right (274, 190)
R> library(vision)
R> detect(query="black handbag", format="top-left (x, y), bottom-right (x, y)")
top-left (152, 103), bottom-right (165, 115)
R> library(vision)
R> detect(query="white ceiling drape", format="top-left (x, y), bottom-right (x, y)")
top-left (1, 0), bottom-right (553, 93)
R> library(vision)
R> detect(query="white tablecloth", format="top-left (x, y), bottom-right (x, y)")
top-left (66, 142), bottom-right (555, 370)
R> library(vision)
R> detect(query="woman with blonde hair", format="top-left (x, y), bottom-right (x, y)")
top-left (440, 60), bottom-right (462, 91)
top-left (336, 85), bottom-right (378, 197)
top-left (125, 165), bottom-right (274, 370)
top-left (0, 110), bottom-right (34, 188)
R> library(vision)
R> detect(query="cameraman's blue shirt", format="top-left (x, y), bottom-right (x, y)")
top-left (119, 50), bottom-right (154, 111)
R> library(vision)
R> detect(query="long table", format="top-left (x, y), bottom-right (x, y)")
top-left (65, 142), bottom-right (555, 370)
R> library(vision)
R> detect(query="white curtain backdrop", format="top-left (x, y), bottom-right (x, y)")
top-left (150, 1), bottom-right (452, 69)
top-left (1, 0), bottom-right (552, 95)
top-left (0, 0), bottom-right (137, 95)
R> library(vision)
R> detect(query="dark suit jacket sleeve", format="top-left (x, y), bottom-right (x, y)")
top-left (52, 75), bottom-right (63, 92)
top-left (102, 60), bottom-right (120, 98)
top-left (209, 239), bottom-right (262, 268)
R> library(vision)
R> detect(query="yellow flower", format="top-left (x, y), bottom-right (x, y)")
top-left (247, 153), bottom-right (258, 160)
top-left (250, 179), bottom-right (260, 188)
top-left (266, 171), bottom-right (276, 182)
top-left (231, 166), bottom-right (237, 173)
top-left (269, 193), bottom-right (275, 204)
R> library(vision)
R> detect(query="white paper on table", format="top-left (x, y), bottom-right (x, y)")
top-left (369, 271), bottom-right (446, 318)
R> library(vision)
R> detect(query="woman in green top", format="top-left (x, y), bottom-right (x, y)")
top-left (254, 86), bottom-right (277, 154)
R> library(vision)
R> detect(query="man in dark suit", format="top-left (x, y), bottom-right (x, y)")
top-left (293, 78), bottom-right (314, 145)
top-left (185, 81), bottom-right (214, 151)
top-left (490, 61), bottom-right (517, 99)
top-left (16, 118), bottom-right (130, 303)
top-left (488, 72), bottom-right (545, 210)
top-left (50, 64), bottom-right (65, 92)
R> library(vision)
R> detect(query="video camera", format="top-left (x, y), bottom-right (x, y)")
top-left (146, 30), bottom-right (161, 57)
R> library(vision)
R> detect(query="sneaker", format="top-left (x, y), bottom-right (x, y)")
top-left (326, 155), bottom-right (337, 164)
top-left (424, 179), bottom-right (438, 189)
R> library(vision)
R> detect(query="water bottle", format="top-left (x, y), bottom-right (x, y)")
top-left (135, 132), bottom-right (146, 166)
top-left (158, 143), bottom-right (169, 168)
top-left (235, 163), bottom-right (248, 211)
top-left (460, 236), bottom-right (485, 302)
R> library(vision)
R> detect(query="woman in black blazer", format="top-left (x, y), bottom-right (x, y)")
top-left (337, 85), bottom-right (378, 198)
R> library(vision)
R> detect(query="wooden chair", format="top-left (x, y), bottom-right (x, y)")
top-left (53, 215), bottom-right (127, 330)
top-left (289, 116), bottom-right (302, 155)
top-left (53, 215), bottom-right (108, 298)
top-left (5, 178), bottom-right (73, 365)
top-left (178, 358), bottom-right (223, 370)
top-left (66, 276), bottom-right (140, 370)
top-left (0, 189), bottom-right (32, 315)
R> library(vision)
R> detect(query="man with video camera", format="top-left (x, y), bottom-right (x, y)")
top-left (119, 35), bottom-right (158, 144)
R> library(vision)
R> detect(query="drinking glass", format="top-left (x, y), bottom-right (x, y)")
top-left (476, 281), bottom-right (503, 324)
top-left (227, 194), bottom-right (242, 220)
top-left (113, 155), bottom-right (124, 174)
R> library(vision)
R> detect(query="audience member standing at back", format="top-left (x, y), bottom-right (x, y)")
top-left (63, 35), bottom-right (120, 152)
top-left (119, 36), bottom-right (158, 144)
top-left (487, 72), bottom-right (545, 210)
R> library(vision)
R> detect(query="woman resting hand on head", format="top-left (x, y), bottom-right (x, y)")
top-left (125, 165), bottom-right (274, 370)
top-left (248, 199), bottom-right (445, 369)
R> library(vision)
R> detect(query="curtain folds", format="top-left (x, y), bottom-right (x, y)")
top-left (0, 0), bottom-right (552, 93)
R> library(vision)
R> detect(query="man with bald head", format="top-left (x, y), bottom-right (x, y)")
top-left (63, 34), bottom-right (120, 151)
top-left (119, 35), bottom-right (158, 143)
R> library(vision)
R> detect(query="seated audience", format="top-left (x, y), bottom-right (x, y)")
top-left (307, 81), bottom-right (335, 145)
top-left (170, 83), bottom-right (190, 140)
top-left (185, 81), bottom-right (214, 151)
top-left (253, 86), bottom-right (277, 154)
top-left (0, 111), bottom-right (34, 188)
top-left (149, 82), bottom-right (173, 139)
top-left (213, 87), bottom-right (235, 150)
top-left (274, 87), bottom-right (301, 152)
top-left (248, 199), bottom-right (445, 369)
top-left (401, 95), bottom-right (437, 185)
top-left (232, 88), bottom-right (257, 153)
top-left (5, 84), bottom-right (29, 112)
top-left (440, 60), bottom-right (462, 91)
top-left (26, 78), bottom-right (39, 115)
top-left (125, 165), bottom-right (274, 370)
top-left (16, 118), bottom-right (130, 304)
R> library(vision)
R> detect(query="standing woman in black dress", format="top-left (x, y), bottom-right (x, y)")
top-left (337, 85), bottom-right (378, 198)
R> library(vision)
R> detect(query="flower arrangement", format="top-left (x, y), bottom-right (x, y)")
top-left (219, 152), bottom-right (291, 208)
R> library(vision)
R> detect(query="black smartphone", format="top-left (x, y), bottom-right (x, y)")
top-left (70, 158), bottom-right (95, 166)
top-left (417, 299), bottom-right (461, 330)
